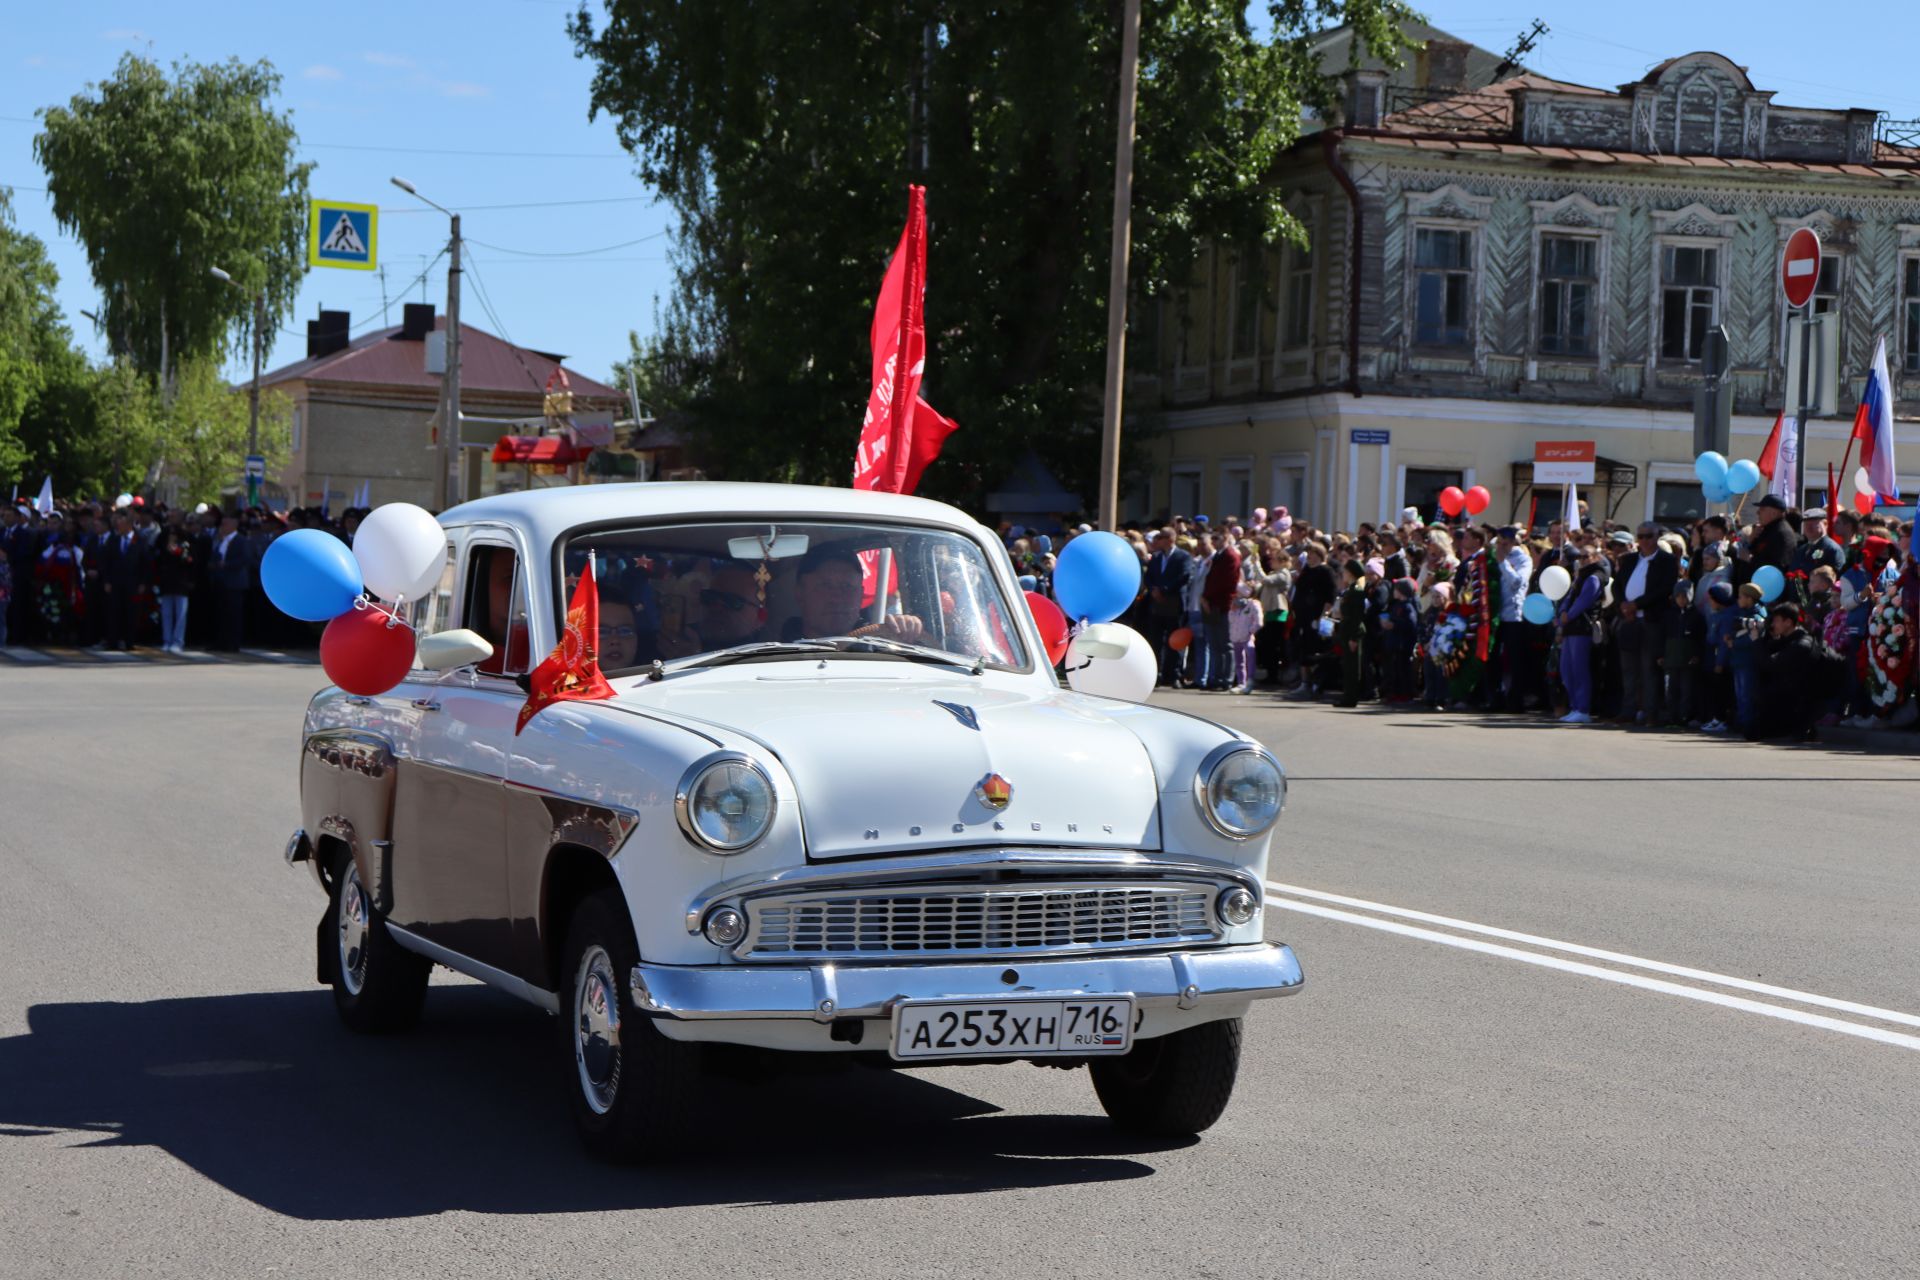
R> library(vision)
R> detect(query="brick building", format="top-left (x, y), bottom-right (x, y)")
top-left (258, 302), bottom-right (624, 512)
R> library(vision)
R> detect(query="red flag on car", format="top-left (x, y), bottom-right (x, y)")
top-left (853, 185), bottom-right (957, 496)
top-left (516, 557), bottom-right (617, 735)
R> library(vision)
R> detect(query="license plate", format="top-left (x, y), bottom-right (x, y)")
top-left (890, 996), bottom-right (1134, 1060)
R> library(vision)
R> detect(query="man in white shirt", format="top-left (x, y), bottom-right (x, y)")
top-left (1491, 526), bottom-right (1535, 710)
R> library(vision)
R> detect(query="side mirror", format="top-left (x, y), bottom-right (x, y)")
top-left (1071, 622), bottom-right (1133, 662)
top-left (417, 628), bottom-right (495, 672)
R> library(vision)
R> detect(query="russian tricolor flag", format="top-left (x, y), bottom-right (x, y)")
top-left (1855, 337), bottom-right (1899, 501)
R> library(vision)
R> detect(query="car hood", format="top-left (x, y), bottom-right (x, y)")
top-left (626, 668), bottom-right (1160, 858)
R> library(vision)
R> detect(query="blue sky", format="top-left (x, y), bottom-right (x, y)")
top-left (4, 2), bottom-right (1917, 391)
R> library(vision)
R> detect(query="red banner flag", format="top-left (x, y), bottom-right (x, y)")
top-left (1757, 410), bottom-right (1784, 481)
top-left (853, 185), bottom-right (956, 495)
top-left (516, 557), bottom-right (617, 735)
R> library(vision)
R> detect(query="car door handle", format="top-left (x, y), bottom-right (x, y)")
top-left (411, 698), bottom-right (442, 712)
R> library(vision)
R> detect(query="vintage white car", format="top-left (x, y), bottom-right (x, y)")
top-left (288, 483), bottom-right (1301, 1159)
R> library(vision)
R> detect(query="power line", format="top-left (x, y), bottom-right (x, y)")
top-left (380, 194), bottom-right (659, 214)
top-left (304, 141), bottom-right (626, 160)
top-left (466, 230), bottom-right (668, 258)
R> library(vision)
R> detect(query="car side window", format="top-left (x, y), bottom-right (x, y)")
top-left (467, 543), bottom-right (533, 676)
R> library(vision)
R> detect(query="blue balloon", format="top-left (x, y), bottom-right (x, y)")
top-left (1726, 459), bottom-right (1762, 494)
top-left (1033, 534), bottom-right (1053, 554)
top-left (1017, 574), bottom-right (1038, 591)
top-left (1052, 531), bottom-right (1142, 624)
top-left (1695, 451), bottom-right (1729, 486)
top-left (1702, 476), bottom-right (1732, 504)
top-left (1753, 565), bottom-right (1786, 603)
top-left (262, 529), bottom-right (363, 621)
top-left (1522, 592), bottom-right (1556, 625)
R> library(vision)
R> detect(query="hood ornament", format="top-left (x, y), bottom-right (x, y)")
top-left (975, 772), bottom-right (1012, 811)
top-left (933, 700), bottom-right (980, 730)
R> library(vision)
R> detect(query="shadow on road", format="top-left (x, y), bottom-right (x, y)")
top-left (0, 986), bottom-right (1181, 1219)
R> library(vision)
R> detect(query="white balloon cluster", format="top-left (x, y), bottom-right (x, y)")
top-left (1064, 622), bottom-right (1158, 702)
top-left (352, 503), bottom-right (448, 604)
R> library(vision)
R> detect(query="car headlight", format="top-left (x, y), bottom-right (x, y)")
top-left (675, 753), bottom-right (776, 852)
top-left (1195, 744), bottom-right (1285, 839)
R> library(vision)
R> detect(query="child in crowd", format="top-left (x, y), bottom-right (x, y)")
top-left (1613, 598), bottom-right (1644, 722)
top-left (1227, 583), bottom-right (1262, 694)
top-left (1727, 582), bottom-right (1768, 734)
top-left (1701, 582), bottom-right (1738, 733)
top-left (1663, 580), bottom-right (1704, 727)
top-left (1381, 577), bottom-right (1419, 704)
top-left (1419, 581), bottom-right (1453, 711)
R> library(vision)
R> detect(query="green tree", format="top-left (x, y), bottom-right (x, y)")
top-left (569, 0), bottom-right (1410, 506)
top-left (34, 54), bottom-right (311, 387)
top-left (0, 189), bottom-right (65, 480)
top-left (160, 357), bottom-right (291, 504)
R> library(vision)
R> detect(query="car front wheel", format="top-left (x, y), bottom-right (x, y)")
top-left (561, 889), bottom-right (702, 1162)
top-left (327, 855), bottom-right (430, 1032)
top-left (1089, 1017), bottom-right (1243, 1136)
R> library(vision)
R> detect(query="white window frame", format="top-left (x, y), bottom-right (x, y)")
top-left (1217, 456), bottom-right (1254, 523)
top-left (1529, 194), bottom-right (1616, 367)
top-left (1169, 462), bottom-right (1203, 521)
top-left (1225, 255), bottom-right (1261, 366)
top-left (1409, 224), bottom-right (1479, 353)
top-left (1900, 250), bottom-right (1920, 376)
top-left (1650, 203), bottom-right (1737, 370)
top-left (1269, 452), bottom-right (1309, 518)
top-left (1403, 184), bottom-right (1493, 368)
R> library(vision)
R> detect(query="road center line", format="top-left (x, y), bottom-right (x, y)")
top-left (1264, 893), bottom-right (1920, 1053)
top-left (1266, 879), bottom-right (1920, 1030)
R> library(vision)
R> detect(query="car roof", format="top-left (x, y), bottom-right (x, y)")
top-left (440, 482), bottom-right (986, 548)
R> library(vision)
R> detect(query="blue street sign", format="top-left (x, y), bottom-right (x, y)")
top-left (1351, 429), bottom-right (1391, 445)
top-left (308, 199), bottom-right (378, 271)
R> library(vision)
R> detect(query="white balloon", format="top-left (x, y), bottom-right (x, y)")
top-left (1539, 564), bottom-right (1572, 601)
top-left (114, 493), bottom-right (133, 509)
top-left (353, 502), bottom-right (447, 604)
top-left (1856, 466), bottom-right (1873, 496)
top-left (1065, 623), bottom-right (1157, 702)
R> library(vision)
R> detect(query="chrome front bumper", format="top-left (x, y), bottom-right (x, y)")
top-left (629, 942), bottom-right (1303, 1023)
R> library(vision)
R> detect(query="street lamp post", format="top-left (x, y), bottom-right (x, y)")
top-left (209, 266), bottom-right (265, 506)
top-left (391, 177), bottom-right (462, 512)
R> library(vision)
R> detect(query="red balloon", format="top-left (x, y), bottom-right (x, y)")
top-left (1168, 626), bottom-right (1194, 652)
top-left (1438, 486), bottom-right (1466, 517)
top-left (320, 604), bottom-right (417, 696)
top-left (1464, 485), bottom-right (1491, 516)
top-left (1855, 485), bottom-right (1876, 515)
top-left (1025, 591), bottom-right (1071, 666)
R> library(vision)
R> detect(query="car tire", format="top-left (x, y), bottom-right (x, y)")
top-left (1089, 1017), bottom-right (1243, 1136)
top-left (561, 889), bottom-right (703, 1163)
top-left (327, 853), bottom-right (430, 1033)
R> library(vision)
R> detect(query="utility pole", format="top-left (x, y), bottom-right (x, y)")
top-left (248, 291), bottom-right (264, 507)
top-left (1096, 0), bottom-right (1143, 532)
top-left (445, 213), bottom-right (462, 511)
top-left (391, 178), bottom-right (463, 510)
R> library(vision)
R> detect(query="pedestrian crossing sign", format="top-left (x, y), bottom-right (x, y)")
top-left (308, 199), bottom-right (378, 270)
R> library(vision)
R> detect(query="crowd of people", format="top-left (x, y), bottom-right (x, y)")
top-left (0, 498), bottom-right (368, 653)
top-left (1010, 495), bottom-right (1915, 744)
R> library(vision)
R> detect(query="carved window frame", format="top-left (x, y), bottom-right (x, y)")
top-left (1273, 199), bottom-right (1322, 369)
top-left (1650, 204), bottom-right (1738, 369)
top-left (1900, 225), bottom-right (1920, 377)
top-left (1403, 185), bottom-right (1493, 365)
top-left (1528, 194), bottom-right (1617, 367)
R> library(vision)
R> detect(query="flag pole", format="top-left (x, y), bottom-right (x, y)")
top-left (1095, 0), bottom-right (1142, 532)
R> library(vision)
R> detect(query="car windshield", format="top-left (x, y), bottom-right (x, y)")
top-left (560, 519), bottom-right (1030, 675)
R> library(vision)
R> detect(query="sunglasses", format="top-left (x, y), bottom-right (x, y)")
top-left (700, 589), bottom-right (751, 611)
top-left (597, 624), bottom-right (637, 639)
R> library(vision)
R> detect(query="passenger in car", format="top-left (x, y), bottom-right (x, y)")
top-left (781, 547), bottom-right (924, 642)
top-left (475, 547), bottom-right (529, 675)
top-left (597, 597), bottom-right (641, 671)
top-left (698, 560), bottom-right (765, 648)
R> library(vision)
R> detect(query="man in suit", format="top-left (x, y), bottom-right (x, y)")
top-left (1618, 521), bottom-right (1680, 727)
top-left (1735, 494), bottom-right (1800, 585)
top-left (1142, 528), bottom-right (1192, 686)
top-left (209, 513), bottom-right (253, 650)
top-left (98, 511), bottom-right (151, 650)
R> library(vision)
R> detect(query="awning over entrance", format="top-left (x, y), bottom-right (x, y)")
top-left (1509, 455), bottom-right (1639, 524)
top-left (492, 434), bottom-right (586, 466)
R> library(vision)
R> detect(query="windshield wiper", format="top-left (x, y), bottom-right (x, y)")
top-left (667, 640), bottom-right (837, 672)
top-left (817, 635), bottom-right (984, 673)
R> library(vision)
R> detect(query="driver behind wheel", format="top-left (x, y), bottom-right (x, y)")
top-left (781, 547), bottom-right (923, 643)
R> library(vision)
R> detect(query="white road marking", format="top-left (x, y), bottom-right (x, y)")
top-left (1265, 889), bottom-right (1920, 1053)
top-left (1267, 879), bottom-right (1920, 1030)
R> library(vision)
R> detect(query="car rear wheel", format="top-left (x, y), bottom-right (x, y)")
top-left (561, 889), bottom-right (703, 1162)
top-left (327, 855), bottom-right (430, 1033)
top-left (1089, 1017), bottom-right (1242, 1136)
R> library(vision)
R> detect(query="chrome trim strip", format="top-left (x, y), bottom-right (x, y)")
top-left (628, 942), bottom-right (1303, 1022)
top-left (684, 848), bottom-right (1262, 935)
top-left (385, 923), bottom-right (560, 1015)
top-left (1192, 742), bottom-right (1287, 842)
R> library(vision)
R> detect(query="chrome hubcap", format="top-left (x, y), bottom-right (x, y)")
top-left (573, 945), bottom-right (622, 1115)
top-left (338, 864), bottom-right (370, 996)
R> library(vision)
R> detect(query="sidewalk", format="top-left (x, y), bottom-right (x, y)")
top-left (0, 645), bottom-right (318, 667)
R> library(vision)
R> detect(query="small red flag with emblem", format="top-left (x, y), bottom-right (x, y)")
top-left (515, 557), bottom-right (617, 735)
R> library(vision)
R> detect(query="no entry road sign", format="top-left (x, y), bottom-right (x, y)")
top-left (1782, 226), bottom-right (1821, 309)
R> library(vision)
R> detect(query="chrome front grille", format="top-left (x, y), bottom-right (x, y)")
top-left (736, 881), bottom-right (1222, 960)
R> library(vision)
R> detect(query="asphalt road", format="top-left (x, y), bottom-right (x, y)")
top-left (2, 666), bottom-right (1917, 1278)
